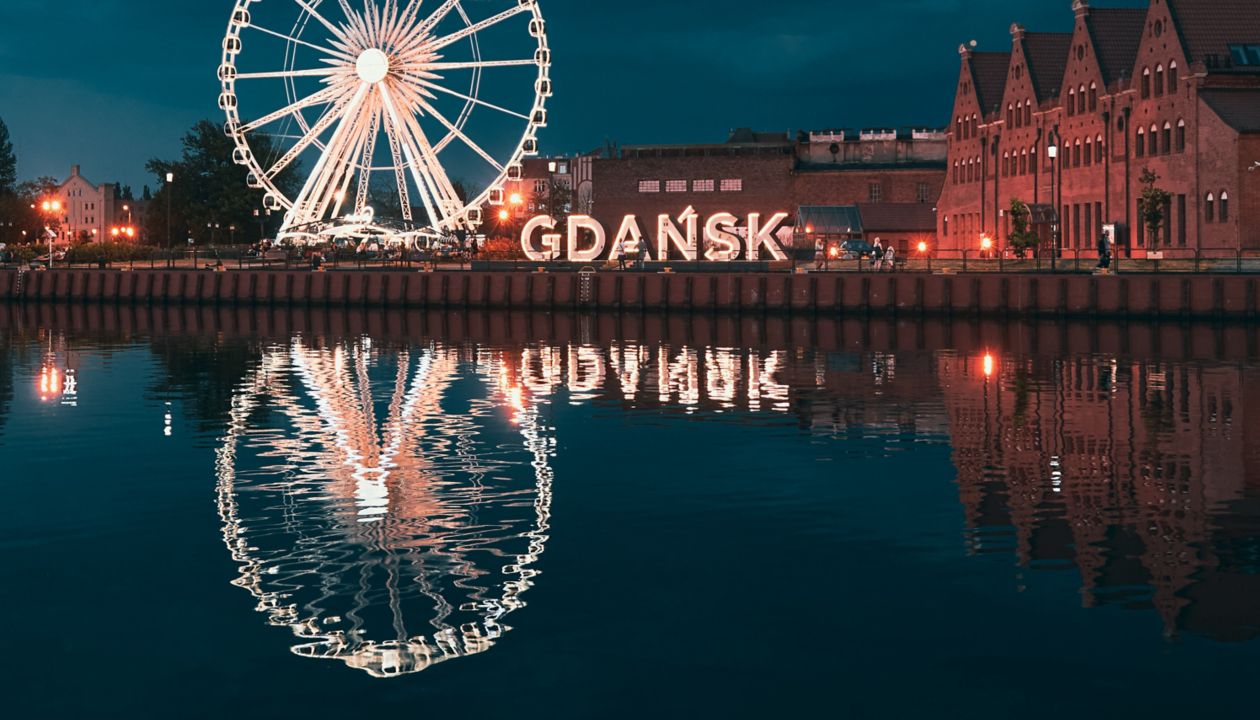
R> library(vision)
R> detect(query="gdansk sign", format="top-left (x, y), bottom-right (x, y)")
top-left (520, 207), bottom-right (791, 262)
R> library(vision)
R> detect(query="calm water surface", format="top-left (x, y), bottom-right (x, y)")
top-left (3, 306), bottom-right (1260, 718)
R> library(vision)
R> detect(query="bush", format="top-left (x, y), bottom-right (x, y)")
top-left (64, 242), bottom-right (156, 264)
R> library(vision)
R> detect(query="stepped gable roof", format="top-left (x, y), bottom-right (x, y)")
top-left (1023, 32), bottom-right (1074, 101)
top-left (1167, 0), bottom-right (1260, 68)
top-left (1087, 8), bottom-right (1148, 84)
top-left (1200, 88), bottom-right (1260, 132)
top-left (969, 52), bottom-right (1012, 115)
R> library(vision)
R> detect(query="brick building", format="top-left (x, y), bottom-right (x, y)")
top-left (586, 128), bottom-right (946, 253)
top-left (937, 0), bottom-right (1260, 258)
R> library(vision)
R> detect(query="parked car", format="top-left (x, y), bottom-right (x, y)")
top-left (839, 240), bottom-right (876, 260)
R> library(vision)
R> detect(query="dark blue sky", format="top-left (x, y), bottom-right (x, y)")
top-left (0, 0), bottom-right (1144, 190)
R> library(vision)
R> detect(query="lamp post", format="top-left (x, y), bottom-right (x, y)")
top-left (1047, 135), bottom-right (1060, 271)
top-left (40, 199), bottom-right (62, 269)
top-left (165, 172), bottom-right (174, 267)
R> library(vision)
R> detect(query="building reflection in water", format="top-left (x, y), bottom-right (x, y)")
top-left (215, 339), bottom-right (555, 678)
top-left (209, 323), bottom-right (1260, 679)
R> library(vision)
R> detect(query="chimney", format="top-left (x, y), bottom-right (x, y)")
top-left (71, 164), bottom-right (81, 177)
top-left (1073, 0), bottom-right (1090, 19)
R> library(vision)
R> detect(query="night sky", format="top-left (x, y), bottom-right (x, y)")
top-left (0, 0), bottom-right (1146, 190)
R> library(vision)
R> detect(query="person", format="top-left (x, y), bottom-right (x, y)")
top-left (884, 244), bottom-right (896, 272)
top-left (872, 238), bottom-right (884, 271)
top-left (814, 238), bottom-right (825, 270)
top-left (617, 236), bottom-right (629, 270)
top-left (1097, 232), bottom-right (1111, 270)
top-left (636, 241), bottom-right (648, 270)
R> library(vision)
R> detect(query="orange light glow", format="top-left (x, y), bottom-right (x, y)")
top-left (805, 224), bottom-right (815, 234)
top-left (980, 235), bottom-right (993, 251)
top-left (509, 192), bottom-right (523, 206)
top-left (498, 209), bottom-right (510, 221)
top-left (39, 366), bottom-right (62, 401)
top-left (917, 241), bottom-right (928, 253)
top-left (827, 245), bottom-right (840, 258)
top-left (983, 353), bottom-right (996, 378)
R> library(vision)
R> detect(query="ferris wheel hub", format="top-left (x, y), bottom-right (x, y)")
top-left (355, 49), bottom-right (390, 84)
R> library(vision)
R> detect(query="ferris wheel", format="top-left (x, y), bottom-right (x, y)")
top-left (218, 0), bottom-right (552, 239)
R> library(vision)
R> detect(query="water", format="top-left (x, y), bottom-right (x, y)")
top-left (3, 305), bottom-right (1260, 718)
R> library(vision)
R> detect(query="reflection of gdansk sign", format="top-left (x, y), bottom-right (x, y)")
top-left (521, 206), bottom-right (791, 262)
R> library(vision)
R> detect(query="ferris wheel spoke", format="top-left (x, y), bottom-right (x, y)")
top-left (395, 84), bottom-right (503, 172)
top-left (426, 5), bottom-right (532, 53)
top-left (293, 0), bottom-right (356, 47)
top-left (288, 83), bottom-right (370, 225)
top-left (235, 67), bottom-right (344, 81)
top-left (354, 107), bottom-right (382, 215)
top-left (412, 0), bottom-right (462, 38)
top-left (380, 108), bottom-right (416, 222)
top-left (424, 59), bottom-right (537, 71)
top-left (406, 76), bottom-right (530, 120)
top-left (241, 85), bottom-right (343, 133)
top-left (266, 93), bottom-right (358, 178)
top-left (246, 23), bottom-right (357, 61)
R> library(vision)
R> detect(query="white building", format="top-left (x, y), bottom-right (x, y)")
top-left (53, 165), bottom-right (119, 245)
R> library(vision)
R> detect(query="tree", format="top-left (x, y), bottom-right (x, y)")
top-left (0, 117), bottom-right (15, 195)
top-left (1006, 198), bottom-right (1038, 259)
top-left (143, 120), bottom-right (300, 245)
top-left (539, 179), bottom-right (573, 227)
top-left (1138, 168), bottom-right (1172, 250)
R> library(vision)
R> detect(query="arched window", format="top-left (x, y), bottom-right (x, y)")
top-left (1089, 82), bottom-right (1098, 111)
top-left (1149, 124), bottom-right (1159, 156)
top-left (1169, 61), bottom-right (1179, 88)
top-left (971, 114), bottom-right (978, 137)
top-left (1003, 151), bottom-right (1011, 176)
top-left (944, 216), bottom-right (950, 237)
top-left (1141, 67), bottom-right (1151, 98)
top-left (1155, 64), bottom-right (1165, 96)
top-left (1085, 138), bottom-right (1093, 167)
top-left (953, 161), bottom-right (959, 184)
top-left (1221, 192), bottom-right (1229, 222)
top-left (1029, 145), bottom-right (1038, 173)
top-left (1096, 134), bottom-right (1105, 163)
top-left (1024, 100), bottom-right (1032, 126)
top-left (1162, 122), bottom-right (1172, 154)
top-left (1137, 127), bottom-right (1146, 157)
top-left (1176, 119), bottom-right (1186, 152)
top-left (956, 117), bottom-right (963, 137)
top-left (1067, 90), bottom-right (1076, 116)
top-left (1206, 193), bottom-right (1215, 223)
top-left (1020, 148), bottom-right (1028, 175)
top-left (1074, 138), bottom-right (1082, 168)
top-left (1007, 103), bottom-right (1015, 126)
top-left (1079, 84), bottom-right (1087, 114)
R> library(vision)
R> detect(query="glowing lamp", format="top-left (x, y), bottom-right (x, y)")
top-left (983, 353), bottom-right (996, 378)
top-left (498, 209), bottom-right (510, 221)
top-left (805, 225), bottom-right (815, 234)
top-left (827, 245), bottom-right (840, 258)
top-left (917, 241), bottom-right (928, 253)
top-left (980, 235), bottom-right (993, 251)
top-left (509, 192), bottom-right (523, 206)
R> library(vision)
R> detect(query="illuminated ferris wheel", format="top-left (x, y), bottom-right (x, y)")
top-left (218, 0), bottom-right (552, 240)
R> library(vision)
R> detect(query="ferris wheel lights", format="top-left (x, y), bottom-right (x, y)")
top-left (355, 48), bottom-right (390, 84)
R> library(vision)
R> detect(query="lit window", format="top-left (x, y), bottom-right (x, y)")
top-left (1206, 193), bottom-right (1215, 223)
top-left (720, 179), bottom-right (743, 192)
top-left (665, 180), bottom-right (687, 193)
top-left (638, 180), bottom-right (661, 193)
top-left (534, 180), bottom-right (548, 194)
top-left (693, 179), bottom-right (715, 192)
top-left (868, 182), bottom-right (882, 203)
top-left (1220, 192), bottom-right (1229, 222)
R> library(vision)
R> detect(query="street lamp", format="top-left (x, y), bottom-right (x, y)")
top-left (165, 172), bottom-right (174, 267)
top-left (1047, 134), bottom-right (1060, 270)
top-left (40, 199), bottom-right (62, 268)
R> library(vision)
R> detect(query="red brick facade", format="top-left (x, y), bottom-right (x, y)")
top-left (938, 0), bottom-right (1260, 258)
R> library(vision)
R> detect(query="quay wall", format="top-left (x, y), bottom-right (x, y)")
top-left (1, 268), bottom-right (1258, 320)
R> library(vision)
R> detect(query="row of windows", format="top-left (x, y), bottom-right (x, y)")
top-left (952, 156), bottom-right (983, 184)
top-left (1139, 62), bottom-right (1180, 99)
top-left (1066, 83), bottom-right (1099, 116)
top-left (1205, 192), bottom-right (1230, 223)
top-left (955, 113), bottom-right (980, 140)
top-left (1000, 147), bottom-right (1040, 178)
top-left (1005, 100), bottom-right (1034, 128)
top-left (1135, 119), bottom-right (1187, 157)
top-left (1061, 136), bottom-right (1106, 170)
top-left (637, 179), bottom-right (741, 193)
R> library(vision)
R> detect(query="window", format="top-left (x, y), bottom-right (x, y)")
top-left (1024, 101), bottom-right (1032, 126)
top-left (719, 179), bottom-right (742, 192)
top-left (1074, 139), bottom-right (1082, 168)
top-left (1067, 91), bottom-right (1076, 117)
top-left (944, 216), bottom-right (950, 237)
top-left (1221, 192), bottom-right (1230, 222)
top-left (1228, 44), bottom-right (1260, 66)
top-left (638, 180), bottom-right (660, 193)
top-left (1149, 125), bottom-right (1158, 156)
top-left (1178, 195), bottom-right (1187, 245)
top-left (665, 180), bottom-right (687, 193)
top-left (868, 182), bottom-right (883, 203)
top-left (1169, 61), bottom-right (1178, 88)
top-left (953, 161), bottom-right (959, 184)
top-left (1162, 122), bottom-right (1172, 154)
top-left (534, 180), bottom-right (548, 194)
top-left (1079, 85), bottom-right (1087, 114)
top-left (1007, 104), bottom-right (1015, 126)
top-left (1089, 83), bottom-right (1098, 111)
top-left (956, 117), bottom-right (963, 137)
top-left (1020, 149), bottom-right (1028, 175)
top-left (1136, 128), bottom-right (1146, 157)
top-left (917, 182), bottom-right (930, 203)
top-left (1206, 193), bottom-right (1215, 223)
top-left (1155, 65), bottom-right (1165, 96)
top-left (693, 179), bottom-right (714, 192)
top-left (1003, 152), bottom-right (1010, 177)
top-left (1141, 67), bottom-right (1151, 98)
top-left (1176, 119), bottom-right (1186, 152)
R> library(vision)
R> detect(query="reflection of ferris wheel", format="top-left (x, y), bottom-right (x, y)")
top-left (218, 1), bottom-right (552, 237)
top-left (215, 341), bottom-right (556, 678)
